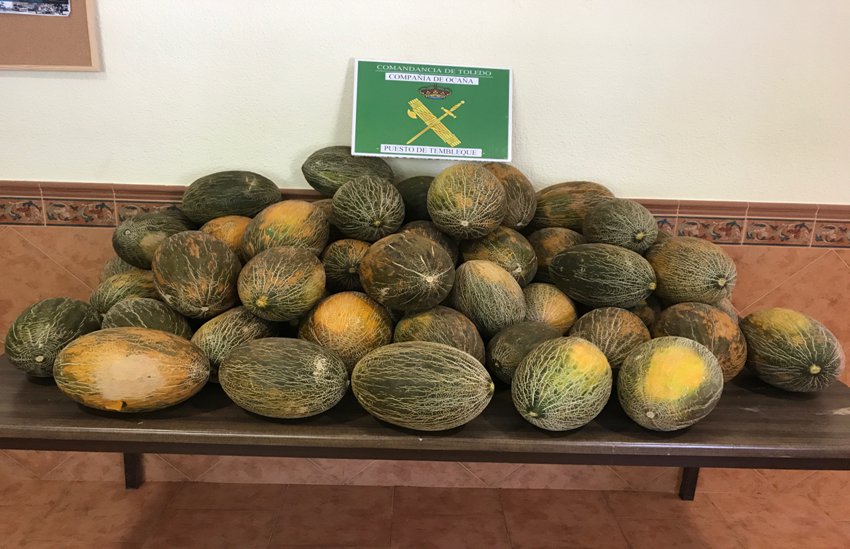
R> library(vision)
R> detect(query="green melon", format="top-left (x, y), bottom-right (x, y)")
top-left (298, 291), bottom-right (393, 372)
top-left (652, 302), bottom-right (747, 382)
top-left (90, 270), bottom-right (160, 316)
top-left (219, 338), bottom-right (349, 418)
top-left (627, 296), bottom-right (663, 329)
top-left (583, 198), bottom-right (658, 254)
top-left (54, 327), bottom-right (209, 412)
top-left (332, 176), bottom-right (405, 241)
top-left (512, 337), bottom-right (612, 431)
top-left (568, 307), bottom-right (650, 368)
top-left (100, 256), bottom-right (144, 283)
top-left (395, 175), bottom-right (433, 221)
top-left (398, 220), bottom-right (460, 264)
top-left (617, 336), bottom-right (723, 431)
top-left (550, 243), bottom-right (656, 308)
top-left (190, 306), bottom-right (276, 382)
top-left (352, 341), bottom-right (494, 431)
top-left (359, 233), bottom-right (455, 312)
top-left (531, 181), bottom-right (614, 231)
top-left (4, 298), bottom-right (100, 377)
top-left (302, 145), bottom-right (394, 197)
top-left (427, 163), bottom-right (506, 240)
top-left (487, 321), bottom-right (561, 384)
top-left (321, 238), bottom-right (370, 292)
top-left (102, 297), bottom-right (192, 339)
top-left (181, 170), bottom-right (281, 225)
top-left (240, 200), bottom-right (329, 259)
top-left (482, 163), bottom-right (536, 229)
top-left (199, 215), bottom-right (252, 254)
top-left (152, 231), bottom-right (241, 319)
top-left (646, 236), bottom-right (737, 305)
top-left (112, 213), bottom-right (194, 269)
top-left (238, 247), bottom-right (325, 321)
top-left (460, 226), bottom-right (537, 286)
top-left (527, 227), bottom-right (586, 283)
top-left (740, 308), bottom-right (844, 392)
top-left (716, 298), bottom-right (739, 323)
top-left (450, 260), bottom-right (526, 338)
top-left (523, 283), bottom-right (577, 334)
top-left (393, 305), bottom-right (485, 363)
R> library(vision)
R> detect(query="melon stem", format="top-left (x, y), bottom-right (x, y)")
top-left (810, 364), bottom-right (822, 375)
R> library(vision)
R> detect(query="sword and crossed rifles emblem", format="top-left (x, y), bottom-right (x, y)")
top-left (406, 98), bottom-right (465, 147)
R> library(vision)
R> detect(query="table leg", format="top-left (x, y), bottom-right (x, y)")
top-left (123, 453), bottom-right (145, 490)
top-left (679, 467), bottom-right (699, 501)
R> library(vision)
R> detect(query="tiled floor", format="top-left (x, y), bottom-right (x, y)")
top-left (2, 481), bottom-right (850, 548)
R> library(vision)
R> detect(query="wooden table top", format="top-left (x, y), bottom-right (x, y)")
top-left (2, 355), bottom-right (850, 468)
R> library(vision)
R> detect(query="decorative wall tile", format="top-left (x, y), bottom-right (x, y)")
top-left (813, 221), bottom-right (850, 247)
top-left (744, 219), bottom-right (814, 245)
top-left (44, 199), bottom-right (116, 226)
top-left (656, 217), bottom-right (677, 235)
top-left (0, 197), bottom-right (44, 225)
top-left (116, 201), bottom-right (182, 222)
top-left (677, 218), bottom-right (744, 243)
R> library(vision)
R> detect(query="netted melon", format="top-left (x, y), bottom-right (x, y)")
top-left (568, 307), bottom-right (650, 368)
top-left (627, 296), bottom-right (662, 329)
top-left (90, 270), bottom-right (160, 316)
top-left (716, 298), bottom-right (739, 323)
top-left (393, 305), bottom-right (485, 363)
top-left (450, 260), bottom-right (526, 338)
top-left (427, 163), bottom-right (506, 240)
top-left (523, 283), bottom-right (577, 334)
top-left (191, 306), bottom-right (276, 382)
top-left (100, 256), bottom-right (145, 283)
top-left (527, 227), bottom-right (585, 283)
top-left (332, 176), bottom-right (405, 241)
top-left (531, 181), bottom-right (614, 231)
top-left (583, 198), bottom-right (658, 254)
top-left (482, 162), bottom-right (536, 230)
top-left (238, 247), bottom-right (325, 321)
top-left (395, 175), bottom-right (433, 221)
top-left (487, 321), bottom-right (561, 384)
top-left (302, 145), bottom-right (394, 197)
top-left (321, 238), bottom-right (370, 292)
top-left (102, 297), bottom-right (193, 339)
top-left (646, 236), bottom-right (737, 305)
top-left (200, 215), bottom-right (252, 254)
top-left (181, 171), bottom-right (280, 225)
top-left (112, 213), bottom-right (193, 269)
top-left (460, 226), bottom-right (537, 286)
top-left (240, 200), bottom-right (329, 259)
top-left (398, 220), bottom-right (460, 264)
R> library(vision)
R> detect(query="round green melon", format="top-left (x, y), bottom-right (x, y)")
top-left (332, 176), bottom-right (405, 241)
top-left (550, 243), bottom-right (656, 308)
top-left (395, 175), bottom-right (433, 221)
top-left (460, 226), bottom-right (537, 286)
top-left (100, 256), bottom-right (145, 283)
top-left (238, 247), bottom-right (325, 321)
top-left (427, 163), bottom-right (506, 240)
top-left (199, 215), bottom-right (252, 254)
top-left (398, 220), bottom-right (460, 264)
top-left (568, 307), bottom-right (650, 368)
top-left (487, 321), bottom-right (561, 384)
top-left (527, 227), bottom-right (585, 283)
top-left (715, 298), bottom-right (739, 323)
top-left (90, 270), bottom-right (160, 316)
top-left (393, 305), bottom-right (485, 363)
top-left (102, 297), bottom-right (192, 339)
top-left (652, 302), bottom-right (747, 382)
top-left (646, 236), bottom-right (737, 305)
top-left (531, 181), bottom-right (614, 231)
top-left (152, 231), bottom-right (241, 319)
top-left (482, 163), bottom-right (536, 229)
top-left (740, 308), bottom-right (844, 392)
top-left (352, 341), bottom-right (494, 431)
top-left (298, 292), bottom-right (393, 372)
top-left (321, 238), bottom-right (370, 292)
top-left (312, 198), bottom-right (343, 242)
top-left (181, 170), bottom-right (280, 225)
top-left (4, 298), bottom-right (100, 377)
top-left (359, 233), bottom-right (455, 312)
top-left (240, 200), bottom-right (329, 259)
top-left (191, 306), bottom-right (276, 383)
top-left (512, 337), bottom-right (612, 431)
top-left (450, 260), bottom-right (526, 338)
top-left (112, 213), bottom-right (193, 269)
top-left (627, 296), bottom-right (662, 329)
top-left (302, 145), bottom-right (394, 197)
top-left (582, 198), bottom-right (658, 254)
top-left (523, 283), bottom-right (577, 334)
top-left (219, 338), bottom-right (349, 418)
top-left (54, 327), bottom-right (209, 412)
top-left (617, 336), bottom-right (723, 431)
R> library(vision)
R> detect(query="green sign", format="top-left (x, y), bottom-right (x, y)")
top-left (352, 59), bottom-right (512, 161)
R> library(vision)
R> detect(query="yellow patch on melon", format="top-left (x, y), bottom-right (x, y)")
top-left (643, 347), bottom-right (707, 401)
top-left (140, 232), bottom-right (167, 256)
top-left (471, 262), bottom-right (512, 284)
top-left (567, 339), bottom-right (609, 375)
top-left (313, 295), bottom-right (379, 335)
top-left (751, 308), bottom-right (812, 333)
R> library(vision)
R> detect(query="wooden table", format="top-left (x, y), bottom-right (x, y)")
top-left (2, 355), bottom-right (850, 500)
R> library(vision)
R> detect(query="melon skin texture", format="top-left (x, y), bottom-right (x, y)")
top-left (4, 298), bottom-right (101, 378)
top-left (191, 306), bottom-right (276, 383)
top-left (482, 162), bottom-right (536, 230)
top-left (100, 256), bottom-right (145, 283)
top-left (102, 297), bottom-right (193, 339)
top-left (181, 170), bottom-right (281, 225)
top-left (450, 260), bottom-right (526, 338)
top-left (523, 283), bottom-right (577, 334)
top-left (582, 198), bottom-right (658, 254)
top-left (568, 307), bottom-right (650, 368)
top-left (715, 298), bottom-right (739, 323)
top-left (152, 231), bottom-right (241, 320)
top-left (241, 200), bottom-right (329, 259)
top-left (312, 198), bottom-right (344, 242)
top-left (627, 297), bottom-right (662, 329)
top-left (200, 215), bottom-right (252, 255)
top-left (398, 220), bottom-right (460, 265)
top-left (359, 233), bottom-right (455, 312)
top-left (112, 213), bottom-right (193, 269)
top-left (460, 226), bottom-right (537, 286)
top-left (512, 337), bottom-right (612, 431)
top-left (617, 336), bottom-right (723, 431)
top-left (332, 177), bottom-right (405, 242)
top-left (53, 327), bottom-right (210, 413)
top-left (531, 181), bottom-right (614, 231)
top-left (302, 145), bottom-right (394, 197)
top-left (487, 321), bottom-right (561, 384)
top-left (238, 247), bottom-right (326, 321)
top-left (395, 175), bottom-right (433, 221)
top-left (740, 308), bottom-right (845, 392)
top-left (393, 305), bottom-right (485, 364)
top-left (550, 243), bottom-right (657, 309)
top-left (527, 227), bottom-right (585, 284)
top-left (427, 163), bottom-right (506, 240)
top-left (352, 341), bottom-right (494, 431)
top-left (652, 302), bottom-right (747, 382)
top-left (298, 292), bottom-right (393, 372)
top-left (90, 270), bottom-right (160, 316)
top-left (646, 236), bottom-right (737, 305)
top-left (321, 239), bottom-right (370, 292)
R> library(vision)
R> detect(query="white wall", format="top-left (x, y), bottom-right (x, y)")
top-left (1, 0), bottom-right (848, 202)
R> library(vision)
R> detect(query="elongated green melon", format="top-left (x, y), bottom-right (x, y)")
top-left (461, 226), bottom-right (537, 286)
top-left (102, 297), bottom-right (193, 339)
top-left (302, 145), bottom-right (394, 197)
top-left (398, 220), bottom-right (460, 264)
top-left (191, 306), bottom-right (276, 382)
top-left (531, 181), bottom-right (614, 231)
top-left (393, 305), bottom-right (485, 363)
top-left (583, 198), bottom-right (658, 254)
top-left (487, 321), bottom-right (561, 384)
top-left (90, 270), bottom-right (160, 316)
top-left (200, 215), bottom-right (252, 254)
top-left (568, 307), bottom-right (650, 368)
top-left (238, 247), bottom-right (325, 321)
top-left (646, 236), bottom-right (737, 305)
top-left (427, 164), bottom-right (506, 239)
top-left (523, 283), bottom-right (577, 334)
top-left (240, 200), bottom-right (329, 259)
top-left (321, 238), bottom-right (370, 292)
top-left (527, 227), bottom-right (585, 283)
top-left (450, 260), bottom-right (526, 337)
top-left (332, 176), bottom-right (405, 241)
top-left (395, 176), bottom-right (433, 221)
top-left (181, 171), bottom-right (281, 225)
top-left (112, 213), bottom-right (193, 269)
top-left (482, 163), bottom-right (536, 230)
